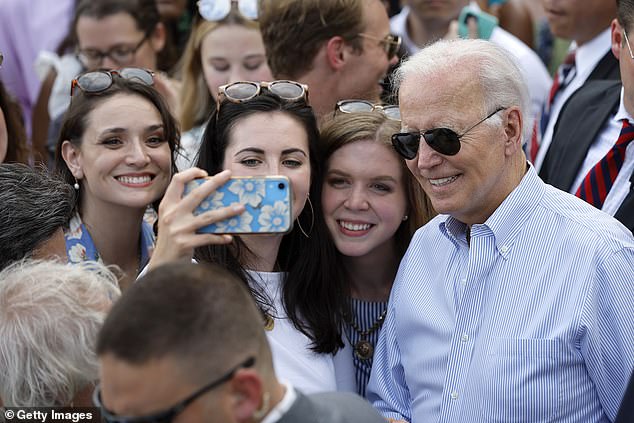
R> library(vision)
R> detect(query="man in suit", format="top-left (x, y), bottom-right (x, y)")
top-left (533, 0), bottom-right (619, 170)
top-left (258, 0), bottom-right (399, 121)
top-left (95, 262), bottom-right (385, 423)
top-left (539, 0), bottom-right (634, 233)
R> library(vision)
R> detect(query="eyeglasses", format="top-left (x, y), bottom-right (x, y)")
top-left (357, 33), bottom-right (402, 60)
top-left (93, 356), bottom-right (255, 423)
top-left (391, 107), bottom-right (505, 159)
top-left (624, 29), bottom-right (634, 60)
top-left (76, 33), bottom-right (150, 69)
top-left (336, 99), bottom-right (400, 120)
top-left (70, 68), bottom-right (154, 97)
top-left (198, 0), bottom-right (257, 21)
top-left (218, 80), bottom-right (308, 104)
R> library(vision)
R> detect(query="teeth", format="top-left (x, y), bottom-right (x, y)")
top-left (339, 221), bottom-right (372, 231)
top-left (117, 175), bottom-right (152, 185)
top-left (429, 175), bottom-right (458, 186)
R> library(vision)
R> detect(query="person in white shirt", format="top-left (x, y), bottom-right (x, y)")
top-left (146, 83), bottom-right (348, 393)
top-left (390, 0), bottom-right (551, 131)
top-left (95, 262), bottom-right (385, 423)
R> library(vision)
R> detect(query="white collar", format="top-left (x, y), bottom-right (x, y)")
top-left (615, 87), bottom-right (634, 124)
top-left (260, 382), bottom-right (297, 423)
top-left (574, 28), bottom-right (613, 78)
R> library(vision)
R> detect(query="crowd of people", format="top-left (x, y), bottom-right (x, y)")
top-left (1, 0), bottom-right (633, 422)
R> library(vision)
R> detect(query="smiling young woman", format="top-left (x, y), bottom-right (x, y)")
top-left (54, 70), bottom-right (179, 290)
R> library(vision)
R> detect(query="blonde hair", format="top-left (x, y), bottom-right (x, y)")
top-left (178, 14), bottom-right (260, 131)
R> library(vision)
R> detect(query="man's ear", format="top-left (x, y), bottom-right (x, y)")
top-left (231, 370), bottom-right (265, 422)
top-left (611, 18), bottom-right (624, 61)
top-left (325, 36), bottom-right (348, 71)
top-left (61, 140), bottom-right (84, 179)
top-left (149, 22), bottom-right (167, 53)
top-left (503, 106), bottom-right (523, 155)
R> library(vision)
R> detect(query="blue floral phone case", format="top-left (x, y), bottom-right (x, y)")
top-left (183, 176), bottom-right (293, 234)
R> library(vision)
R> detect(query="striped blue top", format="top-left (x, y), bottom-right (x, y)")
top-left (367, 167), bottom-right (634, 423)
top-left (344, 298), bottom-right (388, 397)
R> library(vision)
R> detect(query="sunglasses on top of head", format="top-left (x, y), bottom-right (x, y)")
top-left (198, 0), bottom-right (258, 21)
top-left (391, 107), bottom-right (506, 159)
top-left (336, 99), bottom-right (400, 121)
top-left (217, 80), bottom-right (308, 105)
top-left (70, 68), bottom-right (154, 97)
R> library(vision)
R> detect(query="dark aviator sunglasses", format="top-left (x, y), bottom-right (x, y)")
top-left (391, 107), bottom-right (506, 159)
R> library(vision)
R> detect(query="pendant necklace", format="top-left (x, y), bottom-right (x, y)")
top-left (346, 308), bottom-right (388, 360)
top-left (263, 313), bottom-right (275, 331)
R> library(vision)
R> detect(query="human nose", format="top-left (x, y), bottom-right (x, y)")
top-left (344, 185), bottom-right (369, 210)
top-left (126, 140), bottom-right (151, 166)
top-left (228, 67), bottom-right (245, 85)
top-left (101, 55), bottom-right (119, 71)
top-left (415, 138), bottom-right (443, 171)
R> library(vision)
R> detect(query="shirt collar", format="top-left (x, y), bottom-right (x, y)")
top-left (439, 164), bottom-right (544, 257)
top-left (260, 382), bottom-right (297, 423)
top-left (615, 87), bottom-right (633, 123)
top-left (574, 27), bottom-right (612, 78)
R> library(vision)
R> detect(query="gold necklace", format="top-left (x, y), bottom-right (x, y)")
top-left (345, 308), bottom-right (387, 360)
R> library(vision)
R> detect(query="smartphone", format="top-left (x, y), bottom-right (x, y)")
top-left (183, 175), bottom-right (293, 234)
top-left (457, 6), bottom-right (498, 40)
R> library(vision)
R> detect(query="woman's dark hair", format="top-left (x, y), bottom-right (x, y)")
top-left (194, 92), bottom-right (340, 351)
top-left (0, 81), bottom-right (29, 164)
top-left (53, 75), bottom-right (180, 213)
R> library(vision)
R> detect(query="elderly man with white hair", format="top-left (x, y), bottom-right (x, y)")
top-left (0, 260), bottom-right (120, 406)
top-left (367, 38), bottom-right (634, 423)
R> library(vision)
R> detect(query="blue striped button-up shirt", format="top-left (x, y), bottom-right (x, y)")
top-left (367, 167), bottom-right (634, 423)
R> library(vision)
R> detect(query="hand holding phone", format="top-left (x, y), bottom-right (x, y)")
top-left (149, 168), bottom-right (243, 270)
top-left (183, 175), bottom-right (293, 234)
top-left (457, 6), bottom-right (499, 40)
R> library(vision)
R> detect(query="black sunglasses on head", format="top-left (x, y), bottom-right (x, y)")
top-left (391, 107), bottom-right (506, 159)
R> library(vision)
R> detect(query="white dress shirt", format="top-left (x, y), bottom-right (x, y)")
top-left (534, 28), bottom-right (614, 170)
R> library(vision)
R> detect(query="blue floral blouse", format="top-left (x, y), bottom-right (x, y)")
top-left (64, 212), bottom-right (155, 272)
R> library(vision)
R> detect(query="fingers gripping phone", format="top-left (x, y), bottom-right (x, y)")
top-left (183, 176), bottom-right (293, 234)
top-left (457, 6), bottom-right (499, 40)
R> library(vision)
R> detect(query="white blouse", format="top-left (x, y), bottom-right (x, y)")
top-left (247, 270), bottom-right (339, 394)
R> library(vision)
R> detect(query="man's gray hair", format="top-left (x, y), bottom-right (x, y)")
top-left (0, 260), bottom-right (121, 406)
top-left (393, 39), bottom-right (531, 135)
top-left (0, 163), bottom-right (74, 270)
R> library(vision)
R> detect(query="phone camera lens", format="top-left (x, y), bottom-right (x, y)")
top-left (278, 183), bottom-right (285, 190)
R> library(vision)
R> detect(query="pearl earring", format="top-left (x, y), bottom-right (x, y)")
top-left (73, 178), bottom-right (80, 190)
